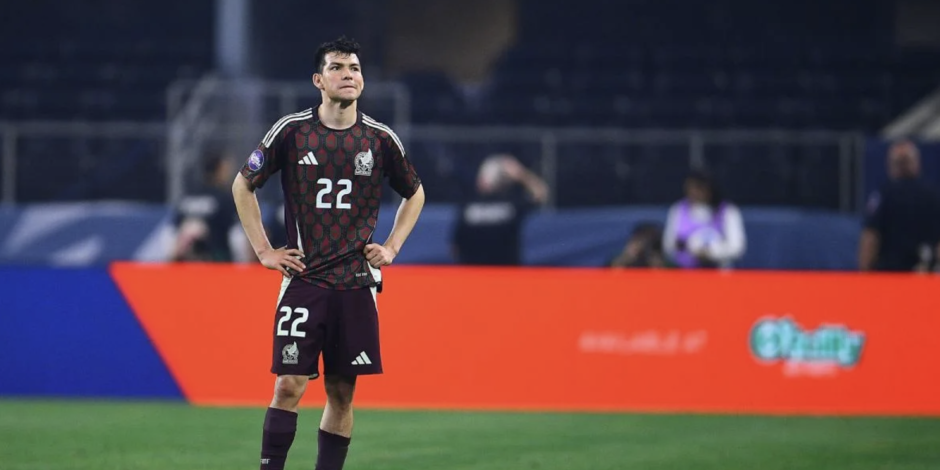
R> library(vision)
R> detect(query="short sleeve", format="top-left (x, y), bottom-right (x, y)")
top-left (382, 132), bottom-right (422, 199)
top-left (240, 126), bottom-right (287, 190)
top-left (863, 190), bottom-right (884, 232)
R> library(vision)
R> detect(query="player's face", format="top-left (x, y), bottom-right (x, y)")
top-left (314, 52), bottom-right (364, 103)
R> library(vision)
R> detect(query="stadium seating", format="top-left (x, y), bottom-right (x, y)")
top-left (0, 1), bottom-right (212, 201)
top-left (447, 0), bottom-right (933, 125)
top-left (470, 0), bottom-right (940, 132)
top-left (4, 0), bottom-right (937, 208)
top-left (398, 0), bottom-right (940, 208)
top-left (0, 1), bottom-right (212, 121)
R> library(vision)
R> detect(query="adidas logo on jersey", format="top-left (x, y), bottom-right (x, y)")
top-left (299, 151), bottom-right (318, 165)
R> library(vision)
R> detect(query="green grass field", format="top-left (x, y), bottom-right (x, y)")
top-left (1, 399), bottom-right (938, 470)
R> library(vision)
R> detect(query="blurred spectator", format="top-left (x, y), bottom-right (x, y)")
top-left (663, 170), bottom-right (746, 269)
top-left (609, 222), bottom-right (670, 268)
top-left (859, 140), bottom-right (940, 272)
top-left (452, 154), bottom-right (548, 265)
top-left (171, 153), bottom-right (239, 262)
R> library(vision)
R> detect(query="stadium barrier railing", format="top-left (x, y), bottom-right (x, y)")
top-left (0, 120), bottom-right (864, 211)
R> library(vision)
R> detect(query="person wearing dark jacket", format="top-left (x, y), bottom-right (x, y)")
top-left (859, 140), bottom-right (940, 272)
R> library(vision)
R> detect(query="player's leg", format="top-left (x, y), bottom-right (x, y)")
top-left (315, 374), bottom-right (357, 470)
top-left (260, 277), bottom-right (329, 470)
top-left (315, 286), bottom-right (383, 470)
top-left (321, 374), bottom-right (357, 435)
top-left (270, 374), bottom-right (309, 411)
top-left (261, 374), bottom-right (308, 470)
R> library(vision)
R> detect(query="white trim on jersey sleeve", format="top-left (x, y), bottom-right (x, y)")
top-left (263, 109), bottom-right (313, 148)
top-left (362, 115), bottom-right (406, 157)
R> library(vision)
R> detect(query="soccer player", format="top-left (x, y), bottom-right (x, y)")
top-left (232, 36), bottom-right (425, 470)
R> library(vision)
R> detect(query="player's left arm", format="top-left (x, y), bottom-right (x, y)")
top-left (367, 184), bottom-right (425, 266)
top-left (364, 133), bottom-right (425, 268)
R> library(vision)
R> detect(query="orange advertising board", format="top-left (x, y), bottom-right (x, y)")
top-left (110, 263), bottom-right (940, 415)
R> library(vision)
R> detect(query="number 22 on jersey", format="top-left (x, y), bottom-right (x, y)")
top-left (316, 178), bottom-right (352, 210)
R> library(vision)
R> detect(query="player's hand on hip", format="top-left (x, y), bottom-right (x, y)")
top-left (364, 243), bottom-right (395, 268)
top-left (259, 247), bottom-right (306, 277)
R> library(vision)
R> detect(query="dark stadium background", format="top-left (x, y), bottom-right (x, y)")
top-left (1, 1), bottom-right (939, 469)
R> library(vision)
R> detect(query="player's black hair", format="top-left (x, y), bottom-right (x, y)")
top-left (314, 36), bottom-right (361, 74)
top-left (686, 169), bottom-right (725, 209)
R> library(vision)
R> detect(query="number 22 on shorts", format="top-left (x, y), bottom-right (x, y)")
top-left (277, 307), bottom-right (309, 337)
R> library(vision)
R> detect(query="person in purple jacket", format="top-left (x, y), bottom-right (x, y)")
top-left (662, 170), bottom-right (746, 269)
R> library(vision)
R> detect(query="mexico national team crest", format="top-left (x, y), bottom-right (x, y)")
top-left (355, 148), bottom-right (374, 176)
top-left (282, 342), bottom-right (299, 365)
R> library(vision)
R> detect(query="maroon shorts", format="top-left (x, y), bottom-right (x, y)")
top-left (271, 277), bottom-right (382, 379)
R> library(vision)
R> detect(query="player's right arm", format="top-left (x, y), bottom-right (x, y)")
top-left (232, 126), bottom-right (305, 277)
top-left (232, 177), bottom-right (304, 276)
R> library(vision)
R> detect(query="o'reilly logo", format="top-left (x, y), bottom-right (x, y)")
top-left (749, 316), bottom-right (865, 368)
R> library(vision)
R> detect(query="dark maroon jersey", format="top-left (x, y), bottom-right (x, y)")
top-left (240, 106), bottom-right (421, 290)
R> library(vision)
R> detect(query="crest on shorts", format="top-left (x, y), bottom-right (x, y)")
top-left (282, 342), bottom-right (299, 365)
top-left (248, 149), bottom-right (264, 172)
top-left (355, 148), bottom-right (374, 176)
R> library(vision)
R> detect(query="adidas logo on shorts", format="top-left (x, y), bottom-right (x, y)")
top-left (351, 351), bottom-right (372, 365)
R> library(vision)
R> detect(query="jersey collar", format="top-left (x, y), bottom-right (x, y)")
top-left (312, 104), bottom-right (363, 130)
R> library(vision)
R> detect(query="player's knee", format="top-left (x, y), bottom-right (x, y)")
top-left (324, 375), bottom-right (356, 410)
top-left (273, 375), bottom-right (308, 402)
top-left (326, 390), bottom-right (353, 412)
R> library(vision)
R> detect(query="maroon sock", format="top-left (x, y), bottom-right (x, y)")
top-left (315, 428), bottom-right (351, 470)
top-left (260, 408), bottom-right (297, 470)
